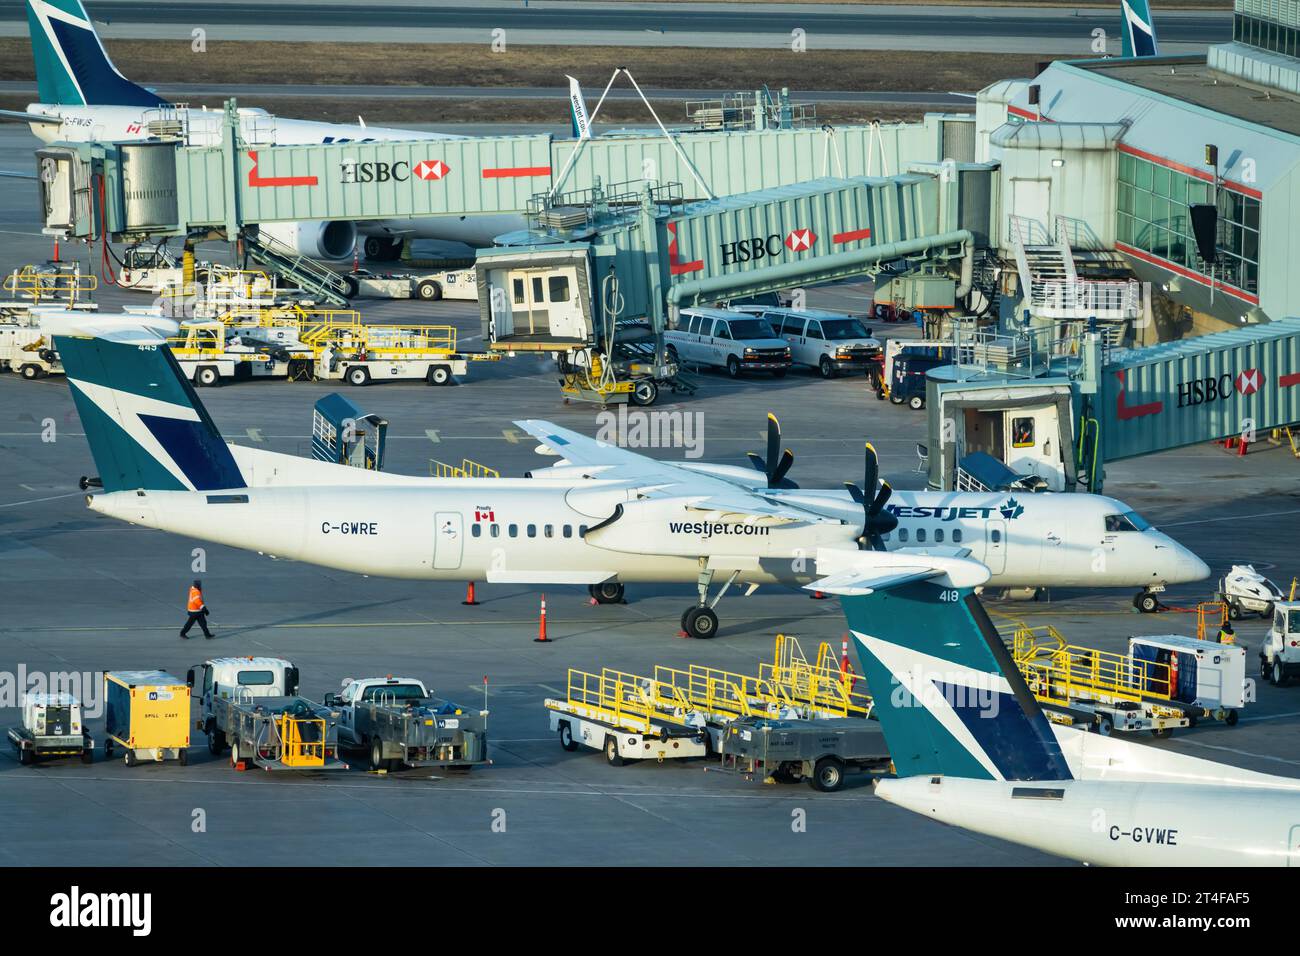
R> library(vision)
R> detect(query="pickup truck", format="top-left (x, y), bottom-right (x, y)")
top-left (325, 676), bottom-right (489, 772)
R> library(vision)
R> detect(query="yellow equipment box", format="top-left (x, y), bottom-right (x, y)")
top-left (104, 670), bottom-right (192, 766)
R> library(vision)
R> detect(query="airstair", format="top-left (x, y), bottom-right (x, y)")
top-left (1009, 216), bottom-right (1140, 322)
top-left (242, 228), bottom-right (354, 306)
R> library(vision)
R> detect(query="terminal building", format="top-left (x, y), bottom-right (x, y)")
top-left (977, 0), bottom-right (1300, 336)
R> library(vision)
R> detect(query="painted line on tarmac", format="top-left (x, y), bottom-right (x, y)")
top-left (1175, 738), bottom-right (1300, 768)
top-left (1161, 508), bottom-right (1300, 528)
top-left (1238, 710), bottom-right (1300, 724)
top-left (0, 491), bottom-right (85, 509)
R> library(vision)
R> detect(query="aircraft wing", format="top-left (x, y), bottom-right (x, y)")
top-left (685, 493), bottom-right (839, 525)
top-left (515, 418), bottom-right (746, 491)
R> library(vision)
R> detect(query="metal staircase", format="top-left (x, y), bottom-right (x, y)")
top-left (1008, 216), bottom-right (1139, 322)
top-left (242, 228), bottom-right (354, 306)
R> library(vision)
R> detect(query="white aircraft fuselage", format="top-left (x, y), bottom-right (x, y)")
top-left (86, 456), bottom-right (1207, 591)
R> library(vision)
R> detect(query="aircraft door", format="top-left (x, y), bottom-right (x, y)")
top-left (985, 519), bottom-right (1007, 575)
top-left (433, 511), bottom-right (464, 570)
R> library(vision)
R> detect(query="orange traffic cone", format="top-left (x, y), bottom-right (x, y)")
top-left (534, 594), bottom-right (550, 643)
top-left (462, 581), bottom-right (480, 606)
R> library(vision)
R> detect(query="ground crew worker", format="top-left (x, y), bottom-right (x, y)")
top-left (181, 579), bottom-right (213, 639)
top-left (1217, 621), bottom-right (1235, 645)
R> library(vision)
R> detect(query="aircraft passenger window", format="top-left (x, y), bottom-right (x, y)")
top-left (548, 276), bottom-right (570, 302)
top-left (916, 528), bottom-right (927, 543)
top-left (490, 524), bottom-right (500, 538)
top-left (509, 524), bottom-right (518, 537)
top-left (579, 525), bottom-right (589, 536)
top-left (544, 525), bottom-right (554, 538)
top-left (1012, 417), bottom-right (1035, 448)
top-left (512, 278), bottom-right (526, 305)
top-left (527, 524), bottom-right (537, 538)
top-left (934, 529), bottom-right (944, 543)
top-left (472, 524), bottom-right (482, 538)
top-left (952, 529), bottom-right (963, 543)
top-left (898, 528), bottom-right (909, 543)
top-left (563, 525), bottom-right (573, 538)
top-left (991, 529), bottom-right (1002, 543)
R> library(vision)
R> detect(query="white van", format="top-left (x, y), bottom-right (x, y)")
top-left (736, 306), bottom-right (881, 378)
top-left (664, 307), bottom-right (791, 378)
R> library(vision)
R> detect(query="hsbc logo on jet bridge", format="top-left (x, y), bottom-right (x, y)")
top-left (1176, 368), bottom-right (1265, 408)
top-left (339, 158), bottom-right (451, 184)
top-left (719, 229), bottom-right (818, 266)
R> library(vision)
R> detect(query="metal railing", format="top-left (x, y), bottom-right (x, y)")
top-left (1009, 623), bottom-right (1174, 707)
top-left (1034, 279), bottom-right (1141, 319)
top-left (3, 267), bottom-right (97, 304)
top-left (429, 458), bottom-right (500, 479)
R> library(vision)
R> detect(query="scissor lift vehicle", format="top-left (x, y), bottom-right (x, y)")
top-left (303, 317), bottom-right (496, 386)
top-left (546, 669), bottom-right (710, 765)
top-left (1009, 624), bottom-right (1245, 736)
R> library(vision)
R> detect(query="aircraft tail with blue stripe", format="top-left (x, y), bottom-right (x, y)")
top-left (46, 313), bottom-right (246, 493)
top-left (27, 0), bottom-right (166, 106)
top-left (815, 576), bottom-right (1073, 782)
top-left (1120, 0), bottom-right (1160, 57)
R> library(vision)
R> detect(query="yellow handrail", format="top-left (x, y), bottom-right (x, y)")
top-left (1008, 622), bottom-right (1173, 707)
top-left (278, 713), bottom-right (326, 767)
top-left (429, 458), bottom-right (500, 479)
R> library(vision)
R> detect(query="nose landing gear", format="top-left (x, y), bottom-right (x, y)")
top-left (680, 563), bottom-right (740, 639)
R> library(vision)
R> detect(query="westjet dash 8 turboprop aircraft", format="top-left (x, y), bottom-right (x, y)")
top-left (820, 571), bottom-right (1300, 865)
top-left (47, 312), bottom-right (1208, 638)
top-left (4, 0), bottom-right (521, 254)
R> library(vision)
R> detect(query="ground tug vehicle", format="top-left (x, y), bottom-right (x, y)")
top-left (189, 657), bottom-right (346, 771)
top-left (8, 692), bottom-right (93, 765)
top-left (1218, 564), bottom-right (1285, 620)
top-left (325, 676), bottom-right (489, 772)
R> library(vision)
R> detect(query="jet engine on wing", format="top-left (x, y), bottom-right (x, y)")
top-left (257, 220), bottom-right (357, 260)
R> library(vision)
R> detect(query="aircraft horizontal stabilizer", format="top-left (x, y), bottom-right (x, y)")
top-left (803, 567), bottom-right (939, 596)
top-left (0, 108), bottom-right (61, 124)
top-left (41, 310), bottom-right (179, 345)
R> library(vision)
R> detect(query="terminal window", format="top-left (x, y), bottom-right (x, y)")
top-left (1234, 11), bottom-right (1300, 57)
top-left (1117, 152), bottom-right (1259, 296)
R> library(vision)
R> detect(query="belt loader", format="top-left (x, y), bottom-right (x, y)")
top-left (325, 676), bottom-right (489, 772)
top-left (188, 656), bottom-right (346, 771)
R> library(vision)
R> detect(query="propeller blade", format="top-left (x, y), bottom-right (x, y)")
top-left (771, 448), bottom-right (795, 486)
top-left (766, 414), bottom-right (782, 483)
top-left (746, 451), bottom-right (767, 474)
top-left (843, 480), bottom-right (865, 504)
top-left (863, 442), bottom-right (879, 500)
top-left (870, 480), bottom-right (892, 516)
top-left (868, 532), bottom-right (887, 552)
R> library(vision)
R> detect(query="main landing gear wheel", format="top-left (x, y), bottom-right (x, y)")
top-left (682, 606), bottom-right (718, 639)
top-left (589, 582), bottom-right (625, 604)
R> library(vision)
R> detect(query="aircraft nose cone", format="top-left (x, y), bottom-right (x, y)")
top-left (1176, 551), bottom-right (1211, 583)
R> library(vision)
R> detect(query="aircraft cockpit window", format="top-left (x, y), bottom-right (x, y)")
top-left (1104, 512), bottom-right (1150, 533)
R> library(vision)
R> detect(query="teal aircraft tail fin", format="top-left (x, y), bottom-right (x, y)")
top-left (1120, 0), bottom-right (1160, 57)
top-left (45, 313), bottom-right (245, 493)
top-left (27, 0), bottom-right (167, 106)
top-left (812, 573), bottom-right (1073, 782)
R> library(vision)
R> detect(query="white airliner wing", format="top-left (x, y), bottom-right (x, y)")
top-left (686, 493), bottom-right (840, 524)
top-left (515, 419), bottom-right (753, 492)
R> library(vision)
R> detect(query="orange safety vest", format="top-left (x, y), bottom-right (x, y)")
top-left (187, 586), bottom-right (204, 613)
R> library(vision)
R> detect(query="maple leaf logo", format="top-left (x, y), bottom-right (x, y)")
top-left (1000, 497), bottom-right (1024, 520)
